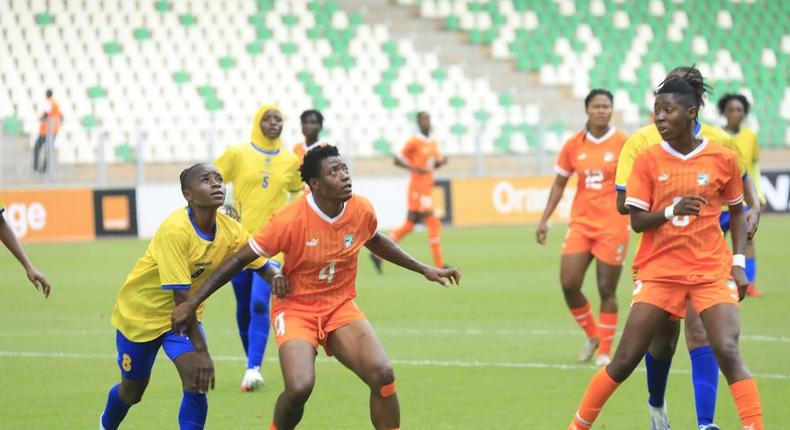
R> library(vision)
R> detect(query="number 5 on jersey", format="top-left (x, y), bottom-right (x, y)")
top-left (319, 262), bottom-right (336, 283)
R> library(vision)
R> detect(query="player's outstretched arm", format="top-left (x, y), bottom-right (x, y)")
top-left (365, 232), bottom-right (460, 287)
top-left (173, 290), bottom-right (214, 393)
top-left (741, 175), bottom-right (760, 239)
top-left (0, 212), bottom-right (51, 297)
top-left (728, 203), bottom-right (749, 300)
top-left (171, 244), bottom-right (259, 332)
top-left (536, 174), bottom-right (569, 245)
top-left (629, 195), bottom-right (707, 233)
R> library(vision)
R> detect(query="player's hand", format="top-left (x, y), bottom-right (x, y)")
top-left (673, 196), bottom-right (708, 216)
top-left (423, 266), bottom-right (460, 287)
top-left (26, 266), bottom-right (51, 298)
top-left (271, 273), bottom-right (290, 299)
top-left (745, 206), bottom-right (760, 240)
top-left (535, 222), bottom-right (549, 245)
top-left (172, 302), bottom-right (198, 335)
top-left (193, 350), bottom-right (215, 393)
top-left (731, 266), bottom-right (749, 301)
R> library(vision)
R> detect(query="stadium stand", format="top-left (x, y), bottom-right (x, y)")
top-left (399, 0), bottom-right (790, 147)
top-left (1, 0), bottom-right (548, 165)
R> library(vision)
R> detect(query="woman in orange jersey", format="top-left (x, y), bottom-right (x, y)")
top-left (172, 146), bottom-right (460, 430)
top-left (568, 78), bottom-right (762, 430)
top-left (293, 109), bottom-right (328, 165)
top-left (536, 89), bottom-right (630, 367)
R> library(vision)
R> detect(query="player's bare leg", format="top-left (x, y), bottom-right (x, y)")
top-left (272, 340), bottom-right (317, 430)
top-left (117, 377), bottom-right (149, 407)
top-left (560, 252), bottom-right (598, 361)
top-left (699, 303), bottom-right (763, 428)
top-left (327, 319), bottom-right (399, 430)
top-left (593, 260), bottom-right (622, 365)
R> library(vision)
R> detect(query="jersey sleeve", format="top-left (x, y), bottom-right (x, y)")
top-left (360, 198), bottom-right (379, 240)
top-left (554, 139), bottom-right (575, 177)
top-left (615, 133), bottom-right (644, 191)
top-left (214, 146), bottom-right (239, 183)
top-left (624, 153), bottom-right (653, 211)
top-left (154, 230), bottom-right (192, 290)
top-left (0, 197), bottom-right (4, 214)
top-left (723, 154), bottom-right (745, 206)
top-left (400, 139), bottom-right (416, 162)
top-left (249, 210), bottom-right (289, 258)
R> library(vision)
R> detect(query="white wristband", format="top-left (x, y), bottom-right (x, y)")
top-left (732, 254), bottom-right (746, 268)
top-left (664, 204), bottom-right (676, 220)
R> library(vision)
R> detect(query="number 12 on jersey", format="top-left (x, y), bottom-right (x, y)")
top-left (319, 262), bottom-right (336, 283)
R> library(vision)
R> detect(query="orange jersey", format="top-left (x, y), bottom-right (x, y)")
top-left (39, 97), bottom-right (62, 134)
top-left (555, 128), bottom-right (629, 231)
top-left (625, 140), bottom-right (744, 285)
top-left (401, 133), bottom-right (442, 192)
top-left (293, 140), bottom-right (330, 165)
top-left (249, 194), bottom-right (377, 311)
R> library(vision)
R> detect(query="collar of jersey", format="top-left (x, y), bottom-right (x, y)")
top-left (307, 193), bottom-right (347, 224)
top-left (584, 126), bottom-right (616, 144)
top-left (187, 207), bottom-right (216, 241)
top-left (250, 142), bottom-right (280, 156)
top-left (660, 138), bottom-right (708, 161)
top-left (416, 132), bottom-right (431, 141)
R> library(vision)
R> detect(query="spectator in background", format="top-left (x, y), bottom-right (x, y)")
top-left (33, 89), bottom-right (62, 173)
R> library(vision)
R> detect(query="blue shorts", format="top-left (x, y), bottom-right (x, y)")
top-left (719, 204), bottom-right (749, 234)
top-left (116, 326), bottom-right (207, 381)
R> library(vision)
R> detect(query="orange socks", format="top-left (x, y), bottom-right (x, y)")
top-left (425, 215), bottom-right (444, 267)
top-left (570, 303), bottom-right (598, 339)
top-left (390, 220), bottom-right (414, 242)
top-left (729, 378), bottom-right (763, 429)
top-left (568, 367), bottom-right (620, 430)
top-left (597, 312), bottom-right (618, 356)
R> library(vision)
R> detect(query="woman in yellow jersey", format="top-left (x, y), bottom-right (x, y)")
top-left (718, 93), bottom-right (765, 297)
top-left (99, 163), bottom-right (275, 430)
top-left (0, 197), bottom-right (50, 297)
top-left (214, 104), bottom-right (303, 391)
top-left (612, 66), bottom-right (761, 430)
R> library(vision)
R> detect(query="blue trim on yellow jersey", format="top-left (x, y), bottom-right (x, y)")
top-left (162, 284), bottom-right (191, 290)
top-left (187, 208), bottom-right (216, 241)
top-left (249, 142), bottom-right (280, 156)
top-left (615, 184), bottom-right (626, 192)
top-left (693, 121), bottom-right (702, 136)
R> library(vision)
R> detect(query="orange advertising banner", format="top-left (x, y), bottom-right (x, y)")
top-left (450, 176), bottom-right (577, 226)
top-left (1, 189), bottom-right (95, 243)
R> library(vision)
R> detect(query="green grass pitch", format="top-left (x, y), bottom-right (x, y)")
top-left (1, 217), bottom-right (788, 429)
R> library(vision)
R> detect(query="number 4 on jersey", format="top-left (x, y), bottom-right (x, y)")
top-left (319, 262), bottom-right (336, 283)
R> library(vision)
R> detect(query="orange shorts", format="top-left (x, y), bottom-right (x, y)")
top-left (407, 184), bottom-right (434, 212)
top-left (631, 278), bottom-right (739, 319)
top-left (561, 223), bottom-right (630, 266)
top-left (270, 298), bottom-right (367, 354)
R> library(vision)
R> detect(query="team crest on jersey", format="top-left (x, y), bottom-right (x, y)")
top-left (344, 234), bottom-right (354, 248)
top-left (697, 172), bottom-right (709, 185)
top-left (603, 152), bottom-right (614, 162)
top-left (577, 153), bottom-right (587, 160)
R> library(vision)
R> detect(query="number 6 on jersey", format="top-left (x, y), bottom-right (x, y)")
top-left (318, 262), bottom-right (336, 283)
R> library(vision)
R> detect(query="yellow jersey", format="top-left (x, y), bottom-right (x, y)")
top-left (615, 122), bottom-right (748, 191)
top-left (111, 208), bottom-right (266, 342)
top-left (728, 126), bottom-right (765, 204)
top-left (0, 197), bottom-right (4, 212)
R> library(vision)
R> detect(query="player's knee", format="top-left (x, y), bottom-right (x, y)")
top-left (285, 377), bottom-right (315, 404)
top-left (648, 335), bottom-right (676, 360)
top-left (119, 384), bottom-right (146, 405)
top-left (711, 337), bottom-right (741, 371)
top-left (560, 275), bottom-right (583, 293)
top-left (684, 326), bottom-right (708, 350)
top-left (251, 299), bottom-right (268, 316)
top-left (371, 365), bottom-right (396, 397)
top-left (607, 354), bottom-right (639, 382)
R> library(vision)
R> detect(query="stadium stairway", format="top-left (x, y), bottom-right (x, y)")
top-left (339, 0), bottom-right (584, 132)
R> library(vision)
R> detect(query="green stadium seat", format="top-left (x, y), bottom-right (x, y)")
top-left (81, 115), bottom-right (98, 130)
top-left (218, 57), bottom-right (236, 70)
top-left (103, 42), bottom-right (122, 56)
top-left (2, 116), bottom-right (23, 135)
top-left (154, 1), bottom-right (171, 12)
top-left (34, 13), bottom-right (53, 26)
top-left (87, 86), bottom-right (107, 99)
top-left (179, 14), bottom-right (196, 27)
top-left (172, 71), bottom-right (190, 84)
top-left (133, 27), bottom-right (152, 42)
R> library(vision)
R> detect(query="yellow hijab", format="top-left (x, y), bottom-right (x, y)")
top-left (250, 104), bottom-right (283, 152)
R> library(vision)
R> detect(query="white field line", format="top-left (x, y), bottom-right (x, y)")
top-left (1, 350), bottom-right (789, 381)
top-left (1, 327), bottom-right (789, 345)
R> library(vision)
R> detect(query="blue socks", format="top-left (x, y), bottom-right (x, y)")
top-left (644, 351), bottom-right (672, 407)
top-left (745, 257), bottom-right (756, 283)
top-left (231, 270), bottom-right (253, 354)
top-left (690, 346), bottom-right (719, 426)
top-left (247, 273), bottom-right (272, 369)
top-left (179, 391), bottom-right (208, 429)
top-left (101, 384), bottom-right (131, 430)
